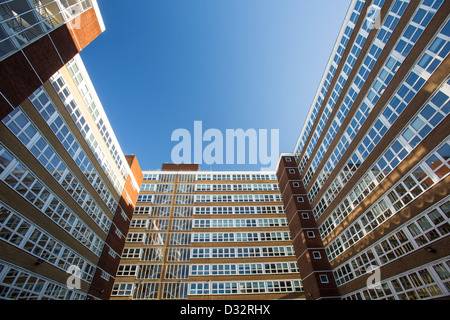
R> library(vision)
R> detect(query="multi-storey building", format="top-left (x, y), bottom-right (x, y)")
top-left (0, 0), bottom-right (106, 118)
top-left (1, 0), bottom-right (449, 302)
top-left (279, 0), bottom-right (449, 300)
top-left (0, 1), bottom-right (143, 300)
top-left (111, 164), bottom-right (304, 300)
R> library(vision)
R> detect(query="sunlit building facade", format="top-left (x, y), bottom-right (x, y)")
top-left (0, 1), bottom-right (143, 300)
top-left (111, 164), bottom-right (304, 300)
top-left (280, 0), bottom-right (450, 300)
top-left (0, 0), bottom-right (105, 118)
top-left (1, 0), bottom-right (449, 302)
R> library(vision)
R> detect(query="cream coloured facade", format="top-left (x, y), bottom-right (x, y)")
top-left (111, 165), bottom-right (304, 300)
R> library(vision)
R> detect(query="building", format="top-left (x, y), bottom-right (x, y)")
top-left (110, 164), bottom-right (304, 300)
top-left (1, 0), bottom-right (449, 302)
top-left (0, 0), bottom-right (106, 119)
top-left (279, 0), bottom-right (449, 300)
top-left (0, 0), bottom-right (143, 300)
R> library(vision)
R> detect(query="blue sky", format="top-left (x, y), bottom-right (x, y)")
top-left (81, 0), bottom-right (352, 172)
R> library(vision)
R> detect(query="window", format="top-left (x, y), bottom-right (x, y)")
top-left (148, 219), bottom-right (169, 231)
top-left (175, 195), bottom-right (194, 205)
top-left (126, 233), bottom-right (145, 243)
top-left (313, 251), bottom-right (322, 259)
top-left (293, 182), bottom-right (300, 187)
top-left (302, 213), bottom-right (309, 219)
top-left (141, 248), bottom-right (164, 261)
top-left (286, 157), bottom-right (292, 162)
top-left (343, 257), bottom-right (450, 300)
top-left (170, 233), bottom-right (191, 245)
top-left (306, 0), bottom-right (448, 217)
top-left (134, 206), bottom-right (152, 215)
top-left (158, 174), bottom-right (175, 183)
top-left (121, 248), bottom-right (141, 259)
top-left (50, 71), bottom-right (127, 194)
top-left (111, 283), bottom-right (133, 296)
top-left (177, 184), bottom-right (195, 193)
top-left (109, 248), bottom-right (118, 259)
top-left (130, 219), bottom-right (148, 228)
top-left (167, 248), bottom-right (190, 262)
top-left (153, 195), bottom-right (172, 204)
top-left (156, 184), bottom-right (174, 193)
top-left (325, 140), bottom-right (450, 262)
top-left (172, 219), bottom-right (193, 231)
top-left (189, 280), bottom-right (302, 295)
top-left (0, 261), bottom-right (87, 300)
top-left (152, 207), bottom-right (171, 217)
top-left (307, 231), bottom-right (315, 238)
top-left (0, 203), bottom-right (97, 283)
top-left (165, 264), bottom-right (189, 279)
top-left (117, 265), bottom-right (137, 277)
top-left (137, 194), bottom-right (153, 203)
top-left (320, 275), bottom-right (329, 283)
top-left (0, 145), bottom-right (104, 256)
top-left (142, 173), bottom-right (158, 180)
top-left (297, 197), bottom-right (304, 202)
top-left (289, 169), bottom-right (295, 174)
top-left (133, 283), bottom-right (159, 299)
top-left (100, 271), bottom-right (110, 281)
top-left (2, 109), bottom-right (113, 232)
top-left (174, 207), bottom-right (193, 217)
top-left (146, 233), bottom-right (167, 246)
top-left (190, 262), bottom-right (298, 276)
top-left (191, 246), bottom-right (295, 259)
top-left (162, 282), bottom-right (188, 299)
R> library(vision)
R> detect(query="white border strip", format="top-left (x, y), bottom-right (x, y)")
top-left (92, 0), bottom-right (106, 32)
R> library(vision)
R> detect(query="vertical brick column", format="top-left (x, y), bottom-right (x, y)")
top-left (88, 155), bottom-right (143, 299)
top-left (276, 155), bottom-right (340, 300)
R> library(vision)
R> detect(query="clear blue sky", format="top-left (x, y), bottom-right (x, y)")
top-left (81, 0), bottom-right (352, 172)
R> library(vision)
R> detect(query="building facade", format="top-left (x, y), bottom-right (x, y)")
top-left (1, 0), bottom-right (449, 302)
top-left (111, 164), bottom-right (304, 300)
top-left (281, 0), bottom-right (449, 300)
top-left (0, 0), bottom-right (106, 119)
top-left (0, 0), bottom-right (143, 300)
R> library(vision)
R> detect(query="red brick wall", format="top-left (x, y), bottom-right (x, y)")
top-left (88, 156), bottom-right (143, 300)
top-left (277, 155), bottom-right (340, 300)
